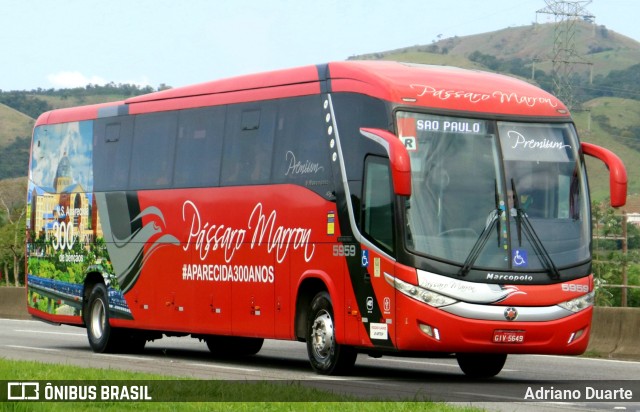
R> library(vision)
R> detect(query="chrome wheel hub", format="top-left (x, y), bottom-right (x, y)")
top-left (311, 310), bottom-right (334, 360)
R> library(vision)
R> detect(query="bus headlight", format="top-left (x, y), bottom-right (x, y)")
top-left (385, 273), bottom-right (457, 308)
top-left (557, 291), bottom-right (594, 313)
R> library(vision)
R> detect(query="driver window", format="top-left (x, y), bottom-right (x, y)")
top-left (363, 156), bottom-right (395, 253)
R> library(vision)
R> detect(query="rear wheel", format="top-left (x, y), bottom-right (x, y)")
top-left (86, 283), bottom-right (118, 353)
top-left (306, 291), bottom-right (357, 375)
top-left (85, 283), bottom-right (146, 353)
top-left (206, 336), bottom-right (264, 356)
top-left (456, 353), bottom-right (507, 378)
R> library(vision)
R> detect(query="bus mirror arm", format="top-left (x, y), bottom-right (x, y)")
top-left (581, 142), bottom-right (627, 208)
top-left (359, 128), bottom-right (412, 197)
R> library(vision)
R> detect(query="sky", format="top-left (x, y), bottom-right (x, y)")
top-left (1, 0), bottom-right (638, 91)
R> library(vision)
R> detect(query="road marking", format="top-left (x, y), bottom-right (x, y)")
top-left (1, 319), bottom-right (40, 323)
top-left (186, 362), bottom-right (259, 372)
top-left (96, 353), bottom-right (151, 362)
top-left (371, 358), bottom-right (459, 368)
top-left (310, 375), bottom-right (401, 387)
top-left (529, 354), bottom-right (640, 365)
top-left (311, 375), bottom-right (354, 381)
top-left (15, 329), bottom-right (85, 337)
top-left (6, 345), bottom-right (60, 352)
top-left (370, 357), bottom-right (518, 372)
top-left (456, 391), bottom-right (525, 402)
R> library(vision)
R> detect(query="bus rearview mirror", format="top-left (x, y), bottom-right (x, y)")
top-left (359, 128), bottom-right (412, 197)
top-left (581, 142), bottom-right (627, 208)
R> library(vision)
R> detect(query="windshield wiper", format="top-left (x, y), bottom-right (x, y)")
top-left (458, 180), bottom-right (502, 277)
top-left (510, 179), bottom-right (561, 280)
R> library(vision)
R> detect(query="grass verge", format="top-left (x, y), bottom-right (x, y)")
top-left (0, 358), bottom-right (483, 411)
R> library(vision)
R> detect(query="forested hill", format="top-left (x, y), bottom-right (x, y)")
top-left (0, 84), bottom-right (156, 180)
top-left (352, 21), bottom-right (640, 104)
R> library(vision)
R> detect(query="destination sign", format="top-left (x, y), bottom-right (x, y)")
top-left (416, 119), bottom-right (486, 134)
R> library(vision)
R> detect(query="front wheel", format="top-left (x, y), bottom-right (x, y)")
top-left (305, 291), bottom-right (356, 375)
top-left (456, 353), bottom-right (507, 378)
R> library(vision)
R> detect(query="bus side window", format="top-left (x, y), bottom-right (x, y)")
top-left (129, 112), bottom-right (178, 189)
top-left (174, 106), bottom-right (225, 188)
top-left (94, 116), bottom-right (134, 192)
top-left (362, 156), bottom-right (395, 254)
top-left (272, 96), bottom-right (334, 199)
top-left (221, 104), bottom-right (276, 186)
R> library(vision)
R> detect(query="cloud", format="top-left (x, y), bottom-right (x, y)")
top-left (47, 71), bottom-right (108, 88)
top-left (46, 71), bottom-right (152, 89)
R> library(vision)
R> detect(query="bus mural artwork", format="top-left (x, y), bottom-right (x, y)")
top-left (26, 121), bottom-right (130, 319)
top-left (26, 61), bottom-right (627, 377)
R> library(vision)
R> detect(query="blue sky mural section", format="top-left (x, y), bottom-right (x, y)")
top-left (30, 121), bottom-right (93, 193)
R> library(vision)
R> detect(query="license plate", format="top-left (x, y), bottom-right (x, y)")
top-left (493, 330), bottom-right (525, 344)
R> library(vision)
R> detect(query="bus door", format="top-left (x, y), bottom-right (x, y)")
top-left (357, 128), bottom-right (412, 350)
top-left (358, 155), bottom-right (399, 348)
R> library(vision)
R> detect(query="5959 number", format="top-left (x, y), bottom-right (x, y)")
top-left (333, 244), bottom-right (356, 257)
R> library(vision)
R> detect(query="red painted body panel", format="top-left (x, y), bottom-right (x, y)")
top-left (126, 65), bottom-right (321, 104)
top-left (27, 306), bottom-right (84, 326)
top-left (109, 185), bottom-right (342, 339)
top-left (34, 101), bottom-right (124, 126)
top-left (395, 295), bottom-right (591, 354)
top-left (328, 61), bottom-right (569, 117)
top-left (35, 61), bottom-right (570, 127)
top-left (496, 276), bottom-right (593, 306)
top-left (127, 83), bottom-right (321, 115)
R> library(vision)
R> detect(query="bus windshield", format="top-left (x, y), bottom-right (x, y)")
top-left (397, 112), bottom-right (590, 274)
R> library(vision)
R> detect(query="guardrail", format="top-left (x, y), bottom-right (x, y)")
top-left (587, 306), bottom-right (640, 360)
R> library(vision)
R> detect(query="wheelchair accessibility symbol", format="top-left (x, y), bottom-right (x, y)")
top-left (512, 249), bottom-right (528, 267)
top-left (361, 250), bottom-right (369, 267)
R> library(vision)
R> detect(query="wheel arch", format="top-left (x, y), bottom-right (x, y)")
top-left (82, 269), bottom-right (110, 327)
top-left (294, 270), bottom-right (342, 342)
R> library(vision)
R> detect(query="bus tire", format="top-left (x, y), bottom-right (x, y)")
top-left (456, 353), bottom-right (507, 378)
top-left (206, 336), bottom-right (264, 356)
top-left (86, 283), bottom-right (119, 353)
top-left (306, 291), bottom-right (356, 375)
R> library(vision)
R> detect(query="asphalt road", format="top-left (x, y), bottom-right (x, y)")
top-left (2, 318), bottom-right (639, 411)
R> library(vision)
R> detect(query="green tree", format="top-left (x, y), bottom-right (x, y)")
top-left (592, 201), bottom-right (640, 307)
top-left (0, 178), bottom-right (27, 286)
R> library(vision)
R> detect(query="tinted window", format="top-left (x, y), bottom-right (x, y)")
top-left (330, 93), bottom-right (390, 181)
top-left (363, 156), bottom-right (394, 253)
top-left (221, 104), bottom-right (276, 185)
top-left (94, 116), bottom-right (134, 191)
top-left (93, 96), bottom-right (337, 193)
top-left (272, 95), bottom-right (333, 199)
top-left (129, 112), bottom-right (178, 189)
top-left (174, 107), bottom-right (225, 188)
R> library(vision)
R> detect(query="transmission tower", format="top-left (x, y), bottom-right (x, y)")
top-left (536, 0), bottom-right (594, 110)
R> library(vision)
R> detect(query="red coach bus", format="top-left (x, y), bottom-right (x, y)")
top-left (26, 61), bottom-right (627, 377)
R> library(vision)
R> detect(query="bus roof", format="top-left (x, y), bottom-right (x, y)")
top-left (35, 61), bottom-right (569, 126)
